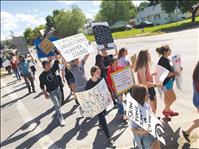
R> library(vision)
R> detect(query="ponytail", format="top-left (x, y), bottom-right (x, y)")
top-left (156, 45), bottom-right (170, 56)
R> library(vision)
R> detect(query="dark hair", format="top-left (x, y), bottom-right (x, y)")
top-left (130, 84), bottom-right (147, 106)
top-left (95, 54), bottom-right (104, 66)
top-left (118, 48), bottom-right (126, 60)
top-left (42, 60), bottom-right (50, 68)
top-left (156, 45), bottom-right (170, 56)
top-left (109, 58), bottom-right (118, 66)
top-left (193, 61), bottom-right (199, 91)
top-left (90, 66), bottom-right (99, 76)
top-left (134, 50), bottom-right (149, 72)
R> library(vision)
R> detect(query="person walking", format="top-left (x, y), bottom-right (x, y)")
top-left (10, 58), bottom-right (21, 80)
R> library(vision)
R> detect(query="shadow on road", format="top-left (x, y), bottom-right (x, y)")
top-left (33, 92), bottom-right (43, 99)
top-left (0, 80), bottom-right (19, 89)
top-left (0, 107), bottom-right (54, 148)
top-left (1, 86), bottom-right (27, 98)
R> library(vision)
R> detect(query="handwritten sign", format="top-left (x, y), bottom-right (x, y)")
top-left (92, 22), bottom-right (115, 51)
top-left (75, 79), bottom-right (113, 118)
top-left (111, 66), bottom-right (134, 95)
top-left (14, 36), bottom-right (29, 55)
top-left (172, 54), bottom-right (182, 90)
top-left (53, 33), bottom-right (93, 61)
top-left (38, 38), bottom-right (55, 55)
top-left (126, 93), bottom-right (166, 145)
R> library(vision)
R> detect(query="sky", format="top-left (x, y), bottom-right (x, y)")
top-left (1, 0), bottom-right (146, 41)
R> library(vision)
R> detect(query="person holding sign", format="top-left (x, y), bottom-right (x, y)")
top-left (182, 61), bottom-right (199, 142)
top-left (129, 85), bottom-right (160, 149)
top-left (135, 50), bottom-right (160, 113)
top-left (95, 54), bottom-right (106, 79)
top-left (107, 58), bottom-right (127, 124)
top-left (102, 47), bottom-right (118, 69)
top-left (156, 45), bottom-right (180, 119)
top-left (85, 66), bottom-right (116, 148)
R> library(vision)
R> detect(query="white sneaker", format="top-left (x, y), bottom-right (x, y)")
top-left (60, 118), bottom-right (65, 127)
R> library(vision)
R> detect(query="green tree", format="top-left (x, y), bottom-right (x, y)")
top-left (45, 9), bottom-right (60, 31)
top-left (137, 2), bottom-right (149, 12)
top-left (24, 28), bottom-right (35, 45)
top-left (54, 6), bottom-right (86, 38)
top-left (95, 0), bottom-right (137, 25)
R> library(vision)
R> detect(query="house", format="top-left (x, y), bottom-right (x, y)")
top-left (134, 4), bottom-right (191, 26)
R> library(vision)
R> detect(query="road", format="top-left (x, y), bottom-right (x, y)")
top-left (1, 28), bottom-right (199, 149)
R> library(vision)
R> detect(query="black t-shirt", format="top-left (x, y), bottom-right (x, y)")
top-left (85, 78), bottom-right (102, 90)
top-left (65, 67), bottom-right (75, 81)
top-left (39, 60), bottom-right (60, 92)
top-left (158, 56), bottom-right (174, 85)
top-left (103, 54), bottom-right (113, 68)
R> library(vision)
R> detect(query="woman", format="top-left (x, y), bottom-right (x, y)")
top-left (85, 66), bottom-right (116, 148)
top-left (182, 61), bottom-right (199, 142)
top-left (135, 50), bottom-right (160, 113)
top-left (129, 85), bottom-right (160, 149)
top-left (156, 45), bottom-right (180, 119)
top-left (95, 54), bottom-right (106, 79)
top-left (106, 58), bottom-right (127, 124)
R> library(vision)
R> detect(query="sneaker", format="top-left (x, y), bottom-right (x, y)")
top-left (182, 130), bottom-right (190, 142)
top-left (59, 118), bottom-right (65, 127)
top-left (107, 138), bottom-right (116, 148)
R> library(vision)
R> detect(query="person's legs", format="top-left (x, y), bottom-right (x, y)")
top-left (185, 119), bottom-right (199, 135)
top-left (16, 69), bottom-right (21, 80)
top-left (143, 134), bottom-right (160, 149)
top-left (28, 75), bottom-right (35, 92)
top-left (150, 99), bottom-right (157, 114)
top-left (24, 76), bottom-right (31, 93)
top-left (97, 111), bottom-right (110, 139)
top-left (133, 133), bottom-right (143, 149)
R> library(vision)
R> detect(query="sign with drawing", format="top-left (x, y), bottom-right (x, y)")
top-left (38, 38), bottom-right (55, 55)
top-left (172, 54), bottom-right (182, 90)
top-left (75, 79), bottom-right (113, 118)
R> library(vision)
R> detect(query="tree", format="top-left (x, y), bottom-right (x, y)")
top-left (45, 9), bottom-right (60, 31)
top-left (54, 6), bottom-right (86, 38)
top-left (95, 0), bottom-right (137, 25)
top-left (151, 0), bottom-right (199, 23)
top-left (137, 2), bottom-right (149, 12)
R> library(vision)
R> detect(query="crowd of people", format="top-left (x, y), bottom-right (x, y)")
top-left (2, 43), bottom-right (198, 148)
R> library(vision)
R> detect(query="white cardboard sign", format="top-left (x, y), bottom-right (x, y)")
top-left (52, 33), bottom-right (93, 61)
top-left (172, 54), bottom-right (182, 90)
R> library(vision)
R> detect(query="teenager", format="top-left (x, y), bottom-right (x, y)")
top-left (129, 84), bottom-right (160, 149)
top-left (39, 50), bottom-right (65, 127)
top-left (182, 61), bottom-right (199, 142)
top-left (117, 48), bottom-right (130, 67)
top-left (102, 47), bottom-right (118, 69)
top-left (135, 50), bottom-right (161, 113)
top-left (85, 66), bottom-right (116, 148)
top-left (156, 45), bottom-right (180, 119)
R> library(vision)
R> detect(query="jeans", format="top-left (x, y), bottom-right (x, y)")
top-left (49, 88), bottom-right (63, 120)
top-left (97, 110), bottom-right (110, 139)
top-left (23, 74), bottom-right (35, 92)
top-left (113, 92), bottom-right (124, 115)
top-left (13, 68), bottom-right (21, 80)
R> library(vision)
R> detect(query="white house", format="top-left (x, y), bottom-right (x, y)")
top-left (135, 4), bottom-right (191, 25)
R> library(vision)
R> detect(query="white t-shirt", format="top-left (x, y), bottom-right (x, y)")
top-left (118, 56), bottom-right (130, 67)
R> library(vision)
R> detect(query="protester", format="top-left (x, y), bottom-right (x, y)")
top-left (28, 54), bottom-right (37, 77)
top-left (135, 50), bottom-right (161, 113)
top-left (117, 48), bottom-right (130, 67)
top-left (18, 56), bottom-right (35, 93)
top-left (95, 54), bottom-right (106, 79)
top-left (156, 45), bottom-right (180, 119)
top-left (102, 47), bottom-right (118, 69)
top-left (10, 58), bottom-right (21, 80)
top-left (182, 61), bottom-right (199, 142)
top-left (106, 58), bottom-right (127, 124)
top-left (85, 66), bottom-right (116, 148)
top-left (129, 84), bottom-right (160, 149)
top-left (39, 50), bottom-right (65, 127)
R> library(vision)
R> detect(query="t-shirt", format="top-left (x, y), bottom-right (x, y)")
top-left (39, 60), bottom-right (59, 92)
top-left (158, 56), bottom-right (174, 86)
top-left (103, 54), bottom-right (113, 68)
top-left (128, 102), bottom-right (151, 129)
top-left (118, 56), bottom-right (130, 68)
top-left (71, 60), bottom-right (87, 92)
top-left (85, 78), bottom-right (102, 90)
top-left (10, 60), bottom-right (17, 70)
top-left (18, 61), bottom-right (31, 76)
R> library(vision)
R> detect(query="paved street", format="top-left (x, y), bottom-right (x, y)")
top-left (1, 28), bottom-right (199, 149)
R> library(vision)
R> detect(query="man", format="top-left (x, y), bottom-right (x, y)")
top-left (18, 56), bottom-right (35, 93)
top-left (39, 50), bottom-right (65, 127)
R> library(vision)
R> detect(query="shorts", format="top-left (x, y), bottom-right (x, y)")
top-left (67, 78), bottom-right (75, 85)
top-left (148, 87), bottom-right (156, 101)
top-left (133, 133), bottom-right (156, 149)
top-left (163, 79), bottom-right (174, 90)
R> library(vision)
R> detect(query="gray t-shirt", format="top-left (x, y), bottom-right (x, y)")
top-left (71, 60), bottom-right (87, 92)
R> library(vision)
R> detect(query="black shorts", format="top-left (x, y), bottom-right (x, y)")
top-left (148, 87), bottom-right (156, 101)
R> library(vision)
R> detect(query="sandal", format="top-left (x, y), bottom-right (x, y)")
top-left (182, 130), bottom-right (190, 142)
top-left (162, 111), bottom-right (170, 118)
top-left (169, 110), bottom-right (179, 116)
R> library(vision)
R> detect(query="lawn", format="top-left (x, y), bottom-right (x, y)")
top-left (86, 16), bottom-right (199, 41)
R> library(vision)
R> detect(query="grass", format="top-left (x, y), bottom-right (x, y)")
top-left (86, 16), bottom-right (199, 41)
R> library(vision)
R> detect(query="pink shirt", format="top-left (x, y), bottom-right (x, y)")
top-left (137, 65), bottom-right (153, 84)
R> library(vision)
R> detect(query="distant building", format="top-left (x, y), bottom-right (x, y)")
top-left (135, 4), bottom-right (191, 25)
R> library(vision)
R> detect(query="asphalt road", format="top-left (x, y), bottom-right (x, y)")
top-left (1, 27), bottom-right (199, 149)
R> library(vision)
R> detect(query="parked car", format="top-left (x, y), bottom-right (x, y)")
top-left (135, 21), bottom-right (153, 28)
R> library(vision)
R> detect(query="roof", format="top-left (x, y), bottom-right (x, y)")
top-left (135, 4), bottom-right (163, 19)
top-left (110, 21), bottom-right (128, 29)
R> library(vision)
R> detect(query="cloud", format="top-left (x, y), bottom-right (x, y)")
top-left (15, 13), bottom-right (45, 25)
top-left (1, 11), bottom-right (18, 31)
top-left (58, 1), bottom-right (79, 5)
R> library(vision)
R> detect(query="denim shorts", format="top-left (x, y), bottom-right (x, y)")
top-left (163, 79), bottom-right (174, 91)
top-left (133, 133), bottom-right (156, 149)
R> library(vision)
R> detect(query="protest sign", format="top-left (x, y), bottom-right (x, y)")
top-left (53, 33), bottom-right (93, 62)
top-left (2, 60), bottom-right (10, 68)
top-left (131, 54), bottom-right (137, 67)
top-left (126, 93), bottom-right (166, 145)
top-left (38, 38), bottom-right (55, 55)
top-left (75, 79), bottom-right (113, 118)
top-left (14, 36), bottom-right (29, 55)
top-left (172, 54), bottom-right (182, 90)
top-left (92, 22), bottom-right (115, 51)
top-left (35, 36), bottom-right (58, 58)
top-left (111, 66), bottom-right (134, 95)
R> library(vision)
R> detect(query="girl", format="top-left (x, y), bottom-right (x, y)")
top-left (182, 61), bottom-right (199, 142)
top-left (135, 50), bottom-right (160, 113)
top-left (85, 66), bottom-right (116, 148)
top-left (117, 48), bottom-right (130, 68)
top-left (106, 58), bottom-right (127, 124)
top-left (156, 45), bottom-right (180, 119)
top-left (129, 84), bottom-right (160, 149)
